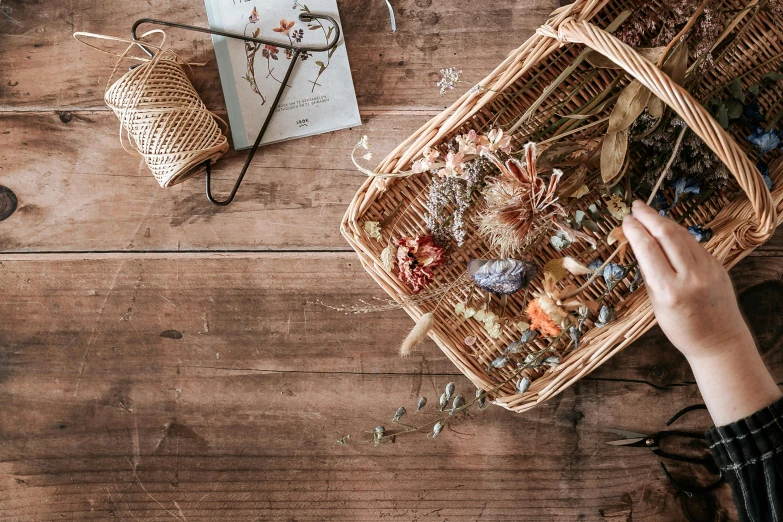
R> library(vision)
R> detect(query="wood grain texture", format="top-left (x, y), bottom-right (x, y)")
top-left (4, 252), bottom-right (783, 520)
top-left (0, 111), bottom-right (414, 252)
top-left (0, 0), bottom-right (556, 112)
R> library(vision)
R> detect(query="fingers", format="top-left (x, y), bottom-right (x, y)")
top-left (629, 200), bottom-right (697, 271)
top-left (622, 213), bottom-right (675, 285)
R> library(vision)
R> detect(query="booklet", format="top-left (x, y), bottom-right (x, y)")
top-left (203, 0), bottom-right (361, 149)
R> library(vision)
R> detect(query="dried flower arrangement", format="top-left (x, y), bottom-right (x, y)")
top-left (338, 0), bottom-right (783, 439)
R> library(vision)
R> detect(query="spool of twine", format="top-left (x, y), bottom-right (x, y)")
top-left (75, 31), bottom-right (229, 187)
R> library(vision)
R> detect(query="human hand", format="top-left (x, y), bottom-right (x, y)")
top-left (621, 200), bottom-right (753, 362)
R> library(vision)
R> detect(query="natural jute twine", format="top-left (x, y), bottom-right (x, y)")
top-left (74, 30), bottom-right (229, 188)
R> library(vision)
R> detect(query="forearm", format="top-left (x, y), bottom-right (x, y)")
top-left (686, 334), bottom-right (781, 426)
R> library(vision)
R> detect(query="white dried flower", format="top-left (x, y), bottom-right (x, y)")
top-left (436, 67), bottom-right (462, 94)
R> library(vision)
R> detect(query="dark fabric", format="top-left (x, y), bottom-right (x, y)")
top-left (706, 397), bottom-right (783, 522)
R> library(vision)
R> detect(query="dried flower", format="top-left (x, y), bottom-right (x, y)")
top-left (416, 397), bottom-right (427, 412)
top-left (758, 161), bottom-right (774, 191)
top-left (544, 256), bottom-right (591, 282)
top-left (595, 305), bottom-right (617, 327)
top-left (516, 376), bottom-right (531, 394)
top-left (588, 258), bottom-right (604, 273)
top-left (747, 127), bottom-right (782, 155)
top-left (392, 407), bottom-right (406, 422)
top-left (362, 152), bottom-right (373, 161)
top-left (412, 148), bottom-right (440, 173)
top-left (523, 353), bottom-right (541, 368)
top-left (487, 355), bottom-right (509, 372)
top-left (526, 296), bottom-right (567, 336)
top-left (477, 145), bottom-right (566, 256)
top-left (634, 114), bottom-right (729, 188)
top-left (438, 393), bottom-right (448, 411)
top-left (456, 130), bottom-right (485, 155)
top-left (371, 425), bottom-right (385, 445)
top-left (467, 258), bottom-right (538, 295)
top-left (438, 151), bottom-right (465, 178)
top-left (445, 382), bottom-right (455, 401)
top-left (380, 243), bottom-right (396, 272)
top-left (437, 68), bottom-right (462, 94)
top-left (399, 312), bottom-right (434, 357)
top-left (425, 157), bottom-right (489, 246)
top-left (543, 355), bottom-right (560, 366)
top-left (569, 325), bottom-right (580, 349)
top-left (432, 421), bottom-right (445, 437)
top-left (363, 221), bottom-right (382, 242)
top-left (550, 230), bottom-right (572, 252)
top-left (396, 235), bottom-right (445, 293)
top-left (450, 395), bottom-right (464, 414)
top-left (687, 225), bottom-right (713, 243)
top-left (483, 128), bottom-right (513, 155)
top-left (359, 135), bottom-right (370, 150)
top-left (603, 263), bottom-right (627, 291)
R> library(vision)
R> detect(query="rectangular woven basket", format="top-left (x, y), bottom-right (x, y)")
top-left (342, 0), bottom-right (783, 412)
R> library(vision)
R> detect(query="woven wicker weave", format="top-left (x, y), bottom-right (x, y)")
top-left (342, 0), bottom-right (783, 412)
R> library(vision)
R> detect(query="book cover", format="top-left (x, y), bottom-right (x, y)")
top-left (204, 0), bottom-right (361, 150)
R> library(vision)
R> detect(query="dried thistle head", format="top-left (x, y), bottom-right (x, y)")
top-left (477, 144), bottom-right (565, 256)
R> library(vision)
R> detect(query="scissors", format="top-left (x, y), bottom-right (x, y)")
top-left (607, 404), bottom-right (724, 522)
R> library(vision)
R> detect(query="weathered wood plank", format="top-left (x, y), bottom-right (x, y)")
top-left (0, 372), bottom-right (735, 520)
top-left (0, 0), bottom-right (557, 112)
top-left (1, 252), bottom-right (780, 384)
top-left (4, 251), bottom-right (780, 520)
top-left (0, 111), bottom-right (417, 252)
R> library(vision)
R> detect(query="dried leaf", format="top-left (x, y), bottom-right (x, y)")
top-left (648, 42), bottom-right (688, 118)
top-left (562, 257), bottom-right (592, 276)
top-left (399, 312), bottom-right (434, 357)
top-left (585, 46), bottom-right (665, 69)
top-left (601, 129), bottom-right (628, 185)
top-left (571, 184), bottom-right (590, 199)
top-left (608, 80), bottom-right (651, 133)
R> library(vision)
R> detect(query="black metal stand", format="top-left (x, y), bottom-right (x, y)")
top-left (131, 14), bottom-right (341, 206)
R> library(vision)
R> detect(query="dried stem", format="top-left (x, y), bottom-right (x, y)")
top-left (646, 125), bottom-right (688, 205)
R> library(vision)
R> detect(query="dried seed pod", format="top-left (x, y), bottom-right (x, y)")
top-left (569, 326), bottom-right (580, 350)
top-left (487, 355), bottom-right (508, 372)
top-left (445, 382), bottom-right (456, 401)
top-left (475, 388), bottom-right (486, 399)
top-left (522, 353), bottom-right (542, 368)
top-left (543, 356), bottom-right (561, 366)
top-left (516, 376), bottom-right (531, 394)
top-left (478, 396), bottom-right (487, 409)
top-left (392, 407), bottom-right (406, 422)
top-left (603, 263), bottom-right (627, 290)
top-left (520, 329), bottom-right (538, 344)
top-left (504, 340), bottom-right (524, 355)
top-left (438, 392), bottom-right (448, 411)
top-left (468, 258), bottom-right (538, 295)
top-left (371, 425), bottom-right (385, 445)
top-left (432, 421), bottom-right (444, 438)
top-left (629, 270), bottom-right (643, 293)
top-left (450, 395), bottom-right (464, 414)
top-left (416, 397), bottom-right (427, 412)
top-left (595, 304), bottom-right (617, 327)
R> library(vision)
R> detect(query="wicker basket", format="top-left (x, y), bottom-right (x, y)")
top-left (342, 0), bottom-right (783, 412)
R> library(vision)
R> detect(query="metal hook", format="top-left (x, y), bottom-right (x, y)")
top-left (131, 14), bottom-right (341, 206)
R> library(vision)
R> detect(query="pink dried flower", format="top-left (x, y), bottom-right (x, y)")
top-left (412, 148), bottom-right (440, 174)
top-left (438, 151), bottom-right (465, 178)
top-left (396, 235), bottom-right (446, 293)
top-left (481, 128), bottom-right (513, 155)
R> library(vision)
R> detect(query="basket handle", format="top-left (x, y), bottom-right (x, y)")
top-left (537, 19), bottom-right (777, 246)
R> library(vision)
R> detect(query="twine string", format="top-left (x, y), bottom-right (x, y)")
top-left (74, 31), bottom-right (229, 188)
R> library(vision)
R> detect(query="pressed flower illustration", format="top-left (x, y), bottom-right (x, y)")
top-left (241, 3), bottom-right (337, 99)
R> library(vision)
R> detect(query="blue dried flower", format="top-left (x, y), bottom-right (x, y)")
top-left (587, 258), bottom-right (604, 273)
top-left (668, 178), bottom-right (701, 210)
top-left (757, 161), bottom-right (774, 191)
top-left (603, 263), bottom-right (627, 290)
top-left (595, 305), bottom-right (616, 327)
top-left (747, 126), bottom-right (781, 155)
top-left (468, 258), bottom-right (538, 295)
top-left (687, 225), bottom-right (713, 243)
top-left (629, 270), bottom-right (643, 293)
top-left (651, 192), bottom-right (668, 212)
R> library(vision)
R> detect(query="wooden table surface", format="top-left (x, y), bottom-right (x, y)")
top-left (1, 0), bottom-right (782, 520)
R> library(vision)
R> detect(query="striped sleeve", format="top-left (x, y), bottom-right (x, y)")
top-left (706, 397), bottom-right (783, 522)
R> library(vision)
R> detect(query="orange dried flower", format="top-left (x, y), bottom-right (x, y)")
top-left (525, 296), bottom-right (567, 337)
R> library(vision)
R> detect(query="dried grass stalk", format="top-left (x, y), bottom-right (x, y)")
top-left (399, 312), bottom-right (435, 357)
